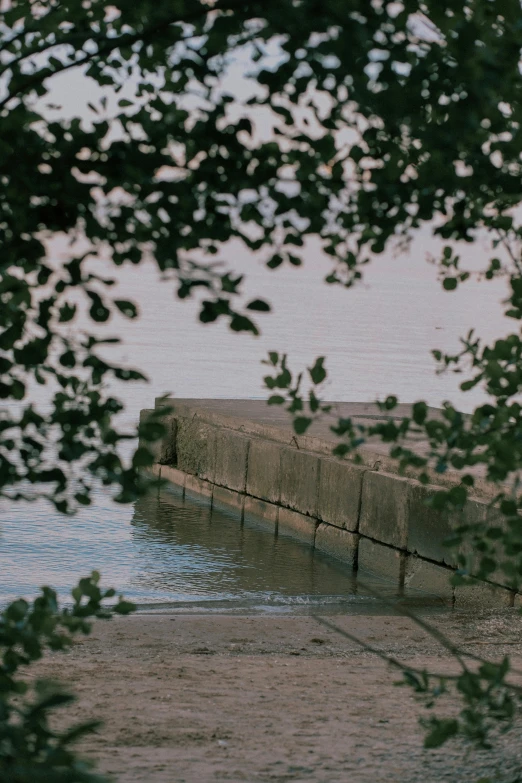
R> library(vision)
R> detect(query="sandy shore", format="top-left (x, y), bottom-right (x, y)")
top-left (31, 609), bottom-right (522, 782)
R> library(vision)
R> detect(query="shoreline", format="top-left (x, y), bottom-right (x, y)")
top-left (141, 399), bottom-right (516, 609)
top-left (33, 610), bottom-right (522, 782)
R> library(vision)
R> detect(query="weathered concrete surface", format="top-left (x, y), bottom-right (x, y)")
top-left (277, 507), bottom-right (316, 546)
top-left (139, 410), bottom-right (177, 465)
top-left (155, 398), bottom-right (498, 497)
top-left (243, 496), bottom-right (278, 530)
top-left (280, 448), bottom-right (320, 516)
top-left (403, 556), bottom-right (453, 602)
top-left (315, 524), bottom-right (358, 566)
top-left (161, 465), bottom-right (186, 489)
top-left (359, 471), bottom-right (412, 549)
top-left (214, 429), bottom-right (249, 492)
top-left (358, 538), bottom-right (403, 585)
top-left (454, 580), bottom-right (514, 609)
top-left (246, 438), bottom-right (282, 503)
top-left (212, 486), bottom-right (244, 516)
top-left (406, 482), bottom-right (455, 565)
top-left (185, 475), bottom-right (213, 501)
top-left (176, 418), bottom-right (216, 481)
top-left (317, 459), bottom-right (365, 530)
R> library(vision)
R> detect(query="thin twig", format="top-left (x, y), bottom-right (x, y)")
top-left (313, 570), bottom-right (522, 683)
top-left (497, 229), bottom-right (522, 276)
top-left (357, 577), bottom-right (472, 670)
top-left (0, 0), bottom-right (246, 111)
top-left (312, 616), bottom-right (461, 682)
top-left (312, 616), bottom-right (522, 696)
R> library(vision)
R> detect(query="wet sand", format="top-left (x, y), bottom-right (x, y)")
top-left (32, 610), bottom-right (522, 782)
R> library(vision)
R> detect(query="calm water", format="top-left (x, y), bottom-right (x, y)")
top-left (0, 485), bottom-right (364, 608)
top-left (1, 234), bottom-right (510, 606)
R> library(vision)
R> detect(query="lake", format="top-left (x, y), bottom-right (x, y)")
top-left (0, 232), bottom-right (509, 606)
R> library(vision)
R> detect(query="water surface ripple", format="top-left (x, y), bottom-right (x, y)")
top-left (1, 485), bottom-right (421, 612)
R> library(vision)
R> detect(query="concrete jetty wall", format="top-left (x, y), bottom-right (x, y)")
top-left (140, 399), bottom-right (515, 608)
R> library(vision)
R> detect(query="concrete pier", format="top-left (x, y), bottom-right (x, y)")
top-left (140, 399), bottom-right (513, 608)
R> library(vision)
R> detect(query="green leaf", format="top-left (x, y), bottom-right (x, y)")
top-left (72, 587), bottom-right (82, 603)
top-left (287, 254), bottom-right (302, 266)
top-left (6, 599), bottom-right (28, 621)
top-left (139, 421), bottom-right (166, 441)
top-left (114, 299), bottom-right (139, 319)
top-left (58, 303), bottom-right (77, 322)
top-left (230, 314), bottom-right (259, 334)
top-left (443, 278), bottom-right (458, 291)
top-left (246, 299), bottom-right (271, 312)
top-left (59, 350), bottom-right (76, 368)
top-left (267, 254), bottom-right (283, 269)
top-left (58, 720), bottom-right (103, 746)
top-left (132, 447), bottom-right (154, 468)
top-left (424, 718), bottom-right (459, 749)
top-left (113, 368), bottom-right (147, 381)
top-left (412, 401), bottom-right (427, 424)
top-left (460, 377), bottom-right (481, 391)
top-left (308, 357), bottom-right (327, 385)
top-left (88, 302), bottom-right (110, 323)
top-left (113, 600), bottom-right (137, 615)
top-left (74, 492), bottom-right (91, 506)
top-left (293, 416), bottom-right (312, 434)
top-left (382, 396), bottom-right (398, 411)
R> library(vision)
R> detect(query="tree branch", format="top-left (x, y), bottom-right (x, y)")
top-left (313, 616), bottom-right (522, 696)
top-left (496, 229), bottom-right (522, 276)
top-left (0, 0), bottom-right (247, 111)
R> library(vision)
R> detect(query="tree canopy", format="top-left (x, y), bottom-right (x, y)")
top-left (3, 0), bottom-right (522, 762)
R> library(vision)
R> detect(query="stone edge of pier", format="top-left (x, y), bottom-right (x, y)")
top-left (140, 399), bottom-right (516, 609)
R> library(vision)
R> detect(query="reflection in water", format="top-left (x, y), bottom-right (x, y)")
top-left (1, 484), bottom-right (364, 607)
top-left (130, 487), bottom-right (359, 602)
top-left (0, 484), bottom-right (440, 612)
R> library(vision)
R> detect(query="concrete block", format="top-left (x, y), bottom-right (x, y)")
top-left (454, 580), bottom-right (514, 609)
top-left (161, 465), bottom-right (186, 489)
top-left (139, 409), bottom-right (177, 465)
top-left (243, 496), bottom-right (278, 530)
top-left (460, 504), bottom-right (514, 588)
top-left (280, 448), bottom-right (319, 517)
top-left (407, 483), bottom-right (455, 566)
top-left (408, 488), bottom-right (492, 567)
top-left (176, 417), bottom-right (216, 481)
top-left (212, 485), bottom-right (244, 517)
top-left (359, 471), bottom-right (412, 549)
top-left (184, 474), bottom-right (213, 503)
top-left (358, 537), bottom-right (403, 585)
top-left (214, 429), bottom-right (250, 492)
top-left (278, 508), bottom-right (316, 546)
top-left (317, 459), bottom-right (365, 531)
top-left (246, 438), bottom-right (282, 503)
top-left (314, 523), bottom-right (358, 566)
top-left (403, 556), bottom-right (453, 601)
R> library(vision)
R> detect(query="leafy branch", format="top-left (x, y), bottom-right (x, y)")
top-left (0, 572), bottom-right (135, 782)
